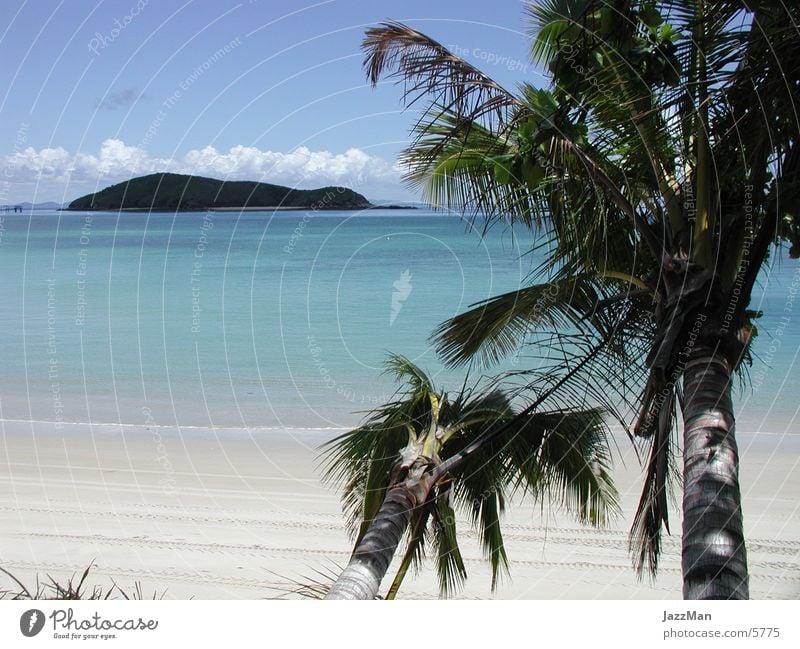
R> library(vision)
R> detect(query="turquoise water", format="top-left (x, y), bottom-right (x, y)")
top-left (0, 209), bottom-right (532, 430)
top-left (0, 209), bottom-right (796, 433)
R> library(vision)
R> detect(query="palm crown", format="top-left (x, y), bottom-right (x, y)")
top-left (322, 354), bottom-right (618, 597)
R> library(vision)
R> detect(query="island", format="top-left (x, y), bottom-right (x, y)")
top-left (65, 173), bottom-right (374, 211)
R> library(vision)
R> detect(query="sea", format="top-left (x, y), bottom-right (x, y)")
top-left (0, 209), bottom-right (796, 436)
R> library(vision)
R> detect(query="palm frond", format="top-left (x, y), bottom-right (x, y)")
top-left (431, 495), bottom-right (468, 596)
top-left (383, 353), bottom-right (435, 400)
top-left (401, 108), bottom-right (528, 220)
top-left (320, 420), bottom-right (407, 542)
top-left (525, 0), bottom-right (596, 65)
top-left (434, 274), bottom-right (651, 368)
top-left (630, 388), bottom-right (679, 577)
top-left (445, 429), bottom-right (511, 590)
top-left (507, 408), bottom-right (620, 526)
top-left (444, 401), bottom-right (619, 586)
top-left (363, 21), bottom-right (521, 128)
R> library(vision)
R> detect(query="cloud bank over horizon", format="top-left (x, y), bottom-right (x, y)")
top-left (1, 139), bottom-right (407, 204)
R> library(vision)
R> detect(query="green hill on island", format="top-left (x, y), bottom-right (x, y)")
top-left (67, 173), bottom-right (373, 211)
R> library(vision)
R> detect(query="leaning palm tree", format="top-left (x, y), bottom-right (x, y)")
top-left (322, 354), bottom-right (618, 599)
top-left (361, 0), bottom-right (799, 599)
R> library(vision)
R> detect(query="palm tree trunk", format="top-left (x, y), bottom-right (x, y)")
top-left (681, 343), bottom-right (748, 599)
top-left (325, 485), bottom-right (418, 600)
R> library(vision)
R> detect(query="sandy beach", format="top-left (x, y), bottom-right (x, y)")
top-left (1, 420), bottom-right (797, 599)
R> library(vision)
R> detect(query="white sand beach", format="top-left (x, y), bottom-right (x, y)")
top-left (1, 420), bottom-right (798, 599)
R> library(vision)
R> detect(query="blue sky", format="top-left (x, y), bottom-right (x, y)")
top-left (0, 0), bottom-right (547, 203)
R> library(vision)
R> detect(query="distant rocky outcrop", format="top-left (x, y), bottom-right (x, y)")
top-left (1, 201), bottom-right (63, 210)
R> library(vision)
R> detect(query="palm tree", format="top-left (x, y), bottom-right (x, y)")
top-left (360, 0), bottom-right (799, 599)
top-left (322, 354), bottom-right (618, 599)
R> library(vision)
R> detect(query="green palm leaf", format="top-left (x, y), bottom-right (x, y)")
top-left (431, 495), bottom-right (469, 596)
top-left (434, 274), bottom-right (651, 367)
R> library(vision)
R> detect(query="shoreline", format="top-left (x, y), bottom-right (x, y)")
top-left (1, 418), bottom-right (798, 599)
top-left (59, 206), bottom-right (363, 212)
top-left (56, 205), bottom-right (420, 213)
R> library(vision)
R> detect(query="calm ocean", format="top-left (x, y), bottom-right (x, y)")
top-left (0, 209), bottom-right (796, 435)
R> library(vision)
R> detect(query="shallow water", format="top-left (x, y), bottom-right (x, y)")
top-left (0, 209), bottom-right (795, 434)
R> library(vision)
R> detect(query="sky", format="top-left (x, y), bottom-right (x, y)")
top-left (0, 0), bottom-right (549, 204)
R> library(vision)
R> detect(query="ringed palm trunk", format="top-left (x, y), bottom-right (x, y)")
top-left (325, 480), bottom-right (426, 600)
top-left (681, 343), bottom-right (748, 599)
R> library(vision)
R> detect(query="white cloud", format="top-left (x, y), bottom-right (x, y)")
top-left (2, 139), bottom-right (406, 203)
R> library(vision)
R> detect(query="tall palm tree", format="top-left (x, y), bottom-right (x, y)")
top-left (361, 0), bottom-right (799, 599)
top-left (322, 354), bottom-right (618, 599)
